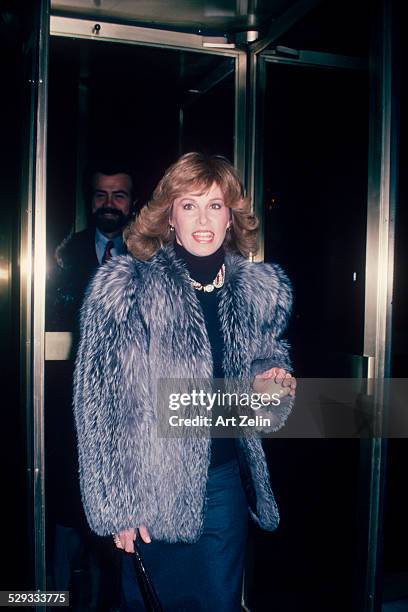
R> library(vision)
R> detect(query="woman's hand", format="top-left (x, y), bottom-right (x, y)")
top-left (113, 525), bottom-right (151, 552)
top-left (253, 367), bottom-right (296, 398)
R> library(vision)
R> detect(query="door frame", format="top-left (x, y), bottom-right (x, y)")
top-left (21, 0), bottom-right (50, 592)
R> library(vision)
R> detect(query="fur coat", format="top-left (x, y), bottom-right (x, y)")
top-left (73, 245), bottom-right (294, 542)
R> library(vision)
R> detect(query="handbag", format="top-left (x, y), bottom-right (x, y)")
top-left (132, 542), bottom-right (163, 612)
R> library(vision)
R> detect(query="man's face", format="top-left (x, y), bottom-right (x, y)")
top-left (91, 172), bottom-right (133, 235)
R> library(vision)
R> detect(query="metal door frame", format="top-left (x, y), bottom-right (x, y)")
top-left (21, 0), bottom-right (50, 594)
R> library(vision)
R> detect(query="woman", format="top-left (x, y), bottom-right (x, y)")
top-left (74, 152), bottom-right (296, 611)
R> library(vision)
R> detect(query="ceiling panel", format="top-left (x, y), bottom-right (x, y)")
top-left (51, 0), bottom-right (298, 34)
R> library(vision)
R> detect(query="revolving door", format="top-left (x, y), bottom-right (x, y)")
top-left (8, 0), bottom-right (401, 610)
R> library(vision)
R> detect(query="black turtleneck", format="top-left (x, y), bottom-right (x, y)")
top-left (174, 242), bottom-right (225, 285)
top-left (174, 242), bottom-right (237, 468)
top-left (175, 242), bottom-right (224, 378)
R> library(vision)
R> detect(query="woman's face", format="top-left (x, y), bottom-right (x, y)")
top-left (170, 183), bottom-right (231, 257)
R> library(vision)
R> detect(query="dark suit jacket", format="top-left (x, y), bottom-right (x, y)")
top-left (47, 227), bottom-right (100, 333)
top-left (46, 227), bottom-right (126, 527)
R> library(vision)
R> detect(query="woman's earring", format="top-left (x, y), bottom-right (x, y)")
top-left (169, 225), bottom-right (175, 232)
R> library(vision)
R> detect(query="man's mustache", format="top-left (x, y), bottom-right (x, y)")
top-left (95, 207), bottom-right (124, 218)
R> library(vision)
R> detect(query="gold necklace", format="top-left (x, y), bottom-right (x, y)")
top-left (191, 264), bottom-right (225, 292)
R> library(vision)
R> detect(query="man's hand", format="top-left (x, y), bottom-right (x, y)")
top-left (113, 525), bottom-right (151, 552)
top-left (253, 367), bottom-right (297, 398)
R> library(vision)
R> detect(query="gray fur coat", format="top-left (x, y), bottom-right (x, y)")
top-left (73, 245), bottom-right (294, 542)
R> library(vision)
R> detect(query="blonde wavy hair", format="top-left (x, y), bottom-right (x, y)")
top-left (124, 152), bottom-right (259, 260)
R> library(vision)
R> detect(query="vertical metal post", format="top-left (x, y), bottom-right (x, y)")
top-left (245, 52), bottom-right (256, 204)
top-left (20, 0), bottom-right (49, 592)
top-left (246, 51), bottom-right (266, 261)
top-left (362, 0), bottom-right (399, 609)
top-left (32, 0), bottom-right (49, 593)
top-left (234, 50), bottom-right (248, 189)
top-left (33, 0), bottom-right (49, 591)
top-left (20, 22), bottom-right (36, 595)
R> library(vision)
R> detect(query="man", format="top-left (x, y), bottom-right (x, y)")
top-left (46, 162), bottom-right (137, 611)
top-left (50, 165), bottom-right (136, 331)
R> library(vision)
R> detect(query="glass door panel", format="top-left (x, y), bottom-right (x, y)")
top-left (382, 17), bottom-right (408, 606)
top-left (181, 64), bottom-right (235, 160)
top-left (244, 57), bottom-right (370, 612)
top-left (261, 61), bottom-right (369, 377)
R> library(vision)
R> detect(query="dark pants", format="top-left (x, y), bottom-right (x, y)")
top-left (121, 459), bottom-right (249, 611)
